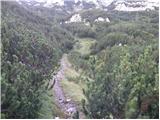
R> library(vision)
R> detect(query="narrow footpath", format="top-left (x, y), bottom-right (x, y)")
top-left (53, 54), bottom-right (79, 119)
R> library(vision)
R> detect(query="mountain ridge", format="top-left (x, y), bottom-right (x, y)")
top-left (16, 0), bottom-right (159, 11)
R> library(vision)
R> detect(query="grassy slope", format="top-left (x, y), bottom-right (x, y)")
top-left (60, 38), bottom-right (96, 103)
top-left (60, 60), bottom-right (86, 104)
top-left (60, 79), bottom-right (86, 105)
top-left (74, 38), bottom-right (96, 55)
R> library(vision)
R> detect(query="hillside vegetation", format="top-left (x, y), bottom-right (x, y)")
top-left (67, 9), bottom-right (159, 119)
top-left (1, 1), bottom-right (159, 119)
top-left (1, 1), bottom-right (74, 118)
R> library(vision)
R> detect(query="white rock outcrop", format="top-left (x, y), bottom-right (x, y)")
top-left (70, 14), bottom-right (82, 22)
top-left (105, 17), bottom-right (110, 22)
top-left (95, 17), bottom-right (105, 22)
top-left (84, 22), bottom-right (90, 26)
top-left (65, 14), bottom-right (82, 23)
top-left (95, 17), bottom-right (110, 22)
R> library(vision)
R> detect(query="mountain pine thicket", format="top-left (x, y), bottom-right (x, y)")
top-left (1, 1), bottom-right (159, 119)
top-left (1, 1), bottom-right (74, 118)
top-left (67, 8), bottom-right (159, 119)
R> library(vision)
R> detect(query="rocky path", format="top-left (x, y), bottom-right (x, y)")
top-left (53, 54), bottom-right (78, 119)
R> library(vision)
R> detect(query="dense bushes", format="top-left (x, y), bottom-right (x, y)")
top-left (63, 10), bottom-right (159, 119)
top-left (91, 19), bottom-right (158, 53)
top-left (68, 51), bottom-right (89, 72)
top-left (62, 23), bottom-right (96, 38)
top-left (80, 10), bottom-right (159, 119)
top-left (83, 46), bottom-right (158, 119)
top-left (1, 1), bottom-right (74, 118)
top-left (97, 32), bottom-right (129, 49)
top-left (1, 22), bottom-right (56, 119)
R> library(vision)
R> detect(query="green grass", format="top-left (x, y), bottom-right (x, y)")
top-left (60, 38), bottom-right (95, 105)
top-left (60, 79), bottom-right (86, 105)
top-left (61, 56), bottom-right (86, 104)
top-left (38, 89), bottom-right (64, 119)
top-left (65, 67), bottom-right (79, 79)
top-left (74, 38), bottom-right (96, 55)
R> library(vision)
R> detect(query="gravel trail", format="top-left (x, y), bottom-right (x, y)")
top-left (53, 54), bottom-right (78, 119)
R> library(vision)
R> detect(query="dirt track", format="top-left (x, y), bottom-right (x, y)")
top-left (53, 54), bottom-right (78, 118)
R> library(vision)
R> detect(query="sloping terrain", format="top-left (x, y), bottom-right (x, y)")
top-left (1, 0), bottom-right (159, 119)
